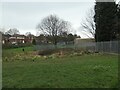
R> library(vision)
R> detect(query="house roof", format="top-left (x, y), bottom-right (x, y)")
top-left (12, 34), bottom-right (26, 37)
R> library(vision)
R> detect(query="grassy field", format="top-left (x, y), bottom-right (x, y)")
top-left (2, 46), bottom-right (118, 88)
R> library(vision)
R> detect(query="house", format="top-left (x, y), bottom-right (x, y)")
top-left (25, 34), bottom-right (35, 43)
top-left (2, 34), bottom-right (11, 44)
top-left (9, 34), bottom-right (25, 44)
top-left (2, 34), bottom-right (34, 45)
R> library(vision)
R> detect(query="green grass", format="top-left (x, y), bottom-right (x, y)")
top-left (2, 46), bottom-right (34, 58)
top-left (2, 47), bottom-right (118, 88)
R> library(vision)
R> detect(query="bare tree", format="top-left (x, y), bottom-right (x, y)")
top-left (5, 28), bottom-right (20, 35)
top-left (25, 32), bottom-right (31, 36)
top-left (36, 15), bottom-right (71, 45)
top-left (81, 8), bottom-right (95, 38)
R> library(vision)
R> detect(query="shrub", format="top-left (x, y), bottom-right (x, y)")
top-left (38, 48), bottom-right (74, 56)
top-left (32, 39), bottom-right (36, 45)
top-left (38, 49), bottom-right (54, 56)
top-left (38, 47), bottom-right (96, 56)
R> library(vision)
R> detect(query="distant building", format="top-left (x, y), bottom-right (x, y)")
top-left (74, 38), bottom-right (95, 47)
top-left (2, 34), bottom-right (11, 44)
top-left (9, 34), bottom-right (25, 44)
top-left (2, 34), bottom-right (34, 45)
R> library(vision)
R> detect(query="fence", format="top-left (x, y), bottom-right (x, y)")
top-left (75, 40), bottom-right (119, 54)
top-left (95, 41), bottom-right (119, 54)
top-left (34, 40), bottom-right (120, 54)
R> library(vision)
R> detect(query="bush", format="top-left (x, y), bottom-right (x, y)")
top-left (38, 47), bottom-right (96, 56)
top-left (38, 49), bottom-right (54, 56)
top-left (32, 39), bottom-right (36, 45)
top-left (38, 48), bottom-right (74, 56)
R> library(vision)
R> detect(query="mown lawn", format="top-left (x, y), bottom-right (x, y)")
top-left (2, 47), bottom-right (118, 88)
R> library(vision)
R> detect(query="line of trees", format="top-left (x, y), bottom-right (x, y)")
top-left (0, 28), bottom-right (20, 36)
top-left (36, 33), bottom-right (79, 45)
top-left (0, 28), bottom-right (34, 37)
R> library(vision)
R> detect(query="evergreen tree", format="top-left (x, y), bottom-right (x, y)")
top-left (117, 2), bottom-right (120, 39)
top-left (94, 1), bottom-right (117, 42)
top-left (32, 39), bottom-right (36, 45)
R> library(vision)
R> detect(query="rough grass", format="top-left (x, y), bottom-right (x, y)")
top-left (2, 46), bottom-right (33, 58)
top-left (2, 47), bottom-right (118, 88)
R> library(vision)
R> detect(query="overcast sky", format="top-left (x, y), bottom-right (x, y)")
top-left (0, 0), bottom-right (119, 38)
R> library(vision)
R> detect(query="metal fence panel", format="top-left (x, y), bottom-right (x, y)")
top-left (34, 40), bottom-right (119, 54)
